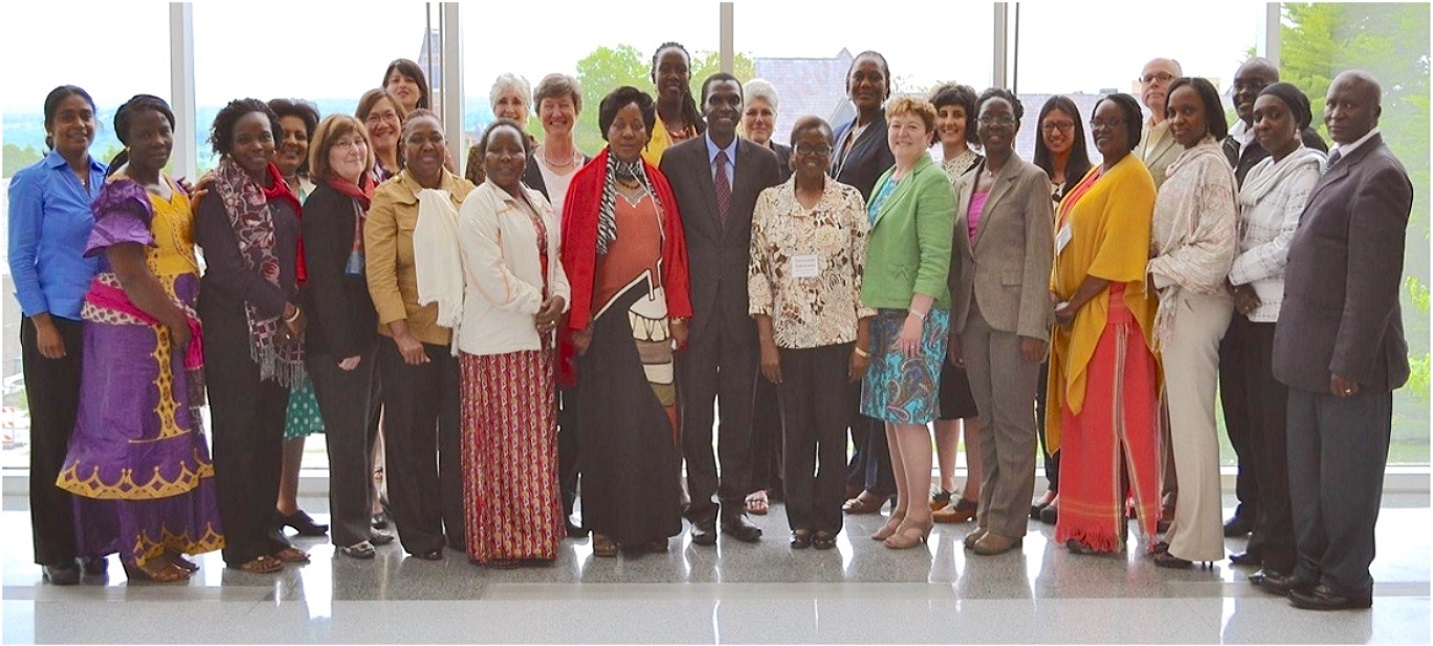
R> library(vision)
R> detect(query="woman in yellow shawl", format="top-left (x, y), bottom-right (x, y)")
top-left (1047, 93), bottom-right (1161, 555)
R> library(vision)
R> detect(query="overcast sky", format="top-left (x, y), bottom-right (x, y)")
top-left (2, 0), bottom-right (1266, 115)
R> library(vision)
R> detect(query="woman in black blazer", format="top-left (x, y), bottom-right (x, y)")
top-left (830, 51), bottom-right (899, 516)
top-left (301, 114), bottom-right (391, 559)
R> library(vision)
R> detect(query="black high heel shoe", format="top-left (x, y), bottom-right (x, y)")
top-left (276, 510), bottom-right (329, 536)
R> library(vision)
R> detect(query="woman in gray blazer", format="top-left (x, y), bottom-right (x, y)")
top-left (949, 88), bottom-right (1054, 556)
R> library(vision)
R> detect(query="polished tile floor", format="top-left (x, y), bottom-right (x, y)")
top-left (2, 493), bottom-right (1428, 644)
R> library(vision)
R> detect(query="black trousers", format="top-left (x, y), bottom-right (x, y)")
top-left (202, 304), bottom-right (293, 566)
top-left (845, 401), bottom-right (895, 496)
top-left (779, 344), bottom-right (851, 535)
top-left (1218, 317), bottom-right (1259, 524)
top-left (308, 347), bottom-right (380, 548)
top-left (1035, 361), bottom-right (1059, 493)
top-left (1287, 386), bottom-right (1391, 597)
top-left (377, 337), bottom-right (463, 554)
top-left (557, 385), bottom-right (582, 527)
top-left (21, 316), bottom-right (83, 566)
top-left (748, 373), bottom-right (784, 497)
top-left (678, 321), bottom-right (759, 524)
top-left (1224, 318), bottom-right (1293, 569)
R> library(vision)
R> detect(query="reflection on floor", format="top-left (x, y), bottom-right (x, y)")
top-left (1, 494), bottom-right (1428, 644)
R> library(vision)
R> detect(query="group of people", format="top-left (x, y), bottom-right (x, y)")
top-left (10, 45), bottom-right (1410, 613)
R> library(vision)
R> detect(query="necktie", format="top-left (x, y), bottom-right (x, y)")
top-left (714, 150), bottom-right (732, 226)
top-left (1326, 148), bottom-right (1342, 171)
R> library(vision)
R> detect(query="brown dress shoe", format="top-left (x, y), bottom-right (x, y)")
top-left (972, 533), bottom-right (1023, 556)
top-left (962, 527), bottom-right (988, 549)
top-left (933, 498), bottom-right (978, 524)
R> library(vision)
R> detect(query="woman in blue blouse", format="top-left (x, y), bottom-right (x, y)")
top-left (6, 85), bottom-right (106, 585)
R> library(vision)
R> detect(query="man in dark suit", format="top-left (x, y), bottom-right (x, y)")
top-left (1217, 56), bottom-right (1330, 549)
top-left (1270, 70), bottom-right (1413, 611)
top-left (660, 73), bottom-right (782, 545)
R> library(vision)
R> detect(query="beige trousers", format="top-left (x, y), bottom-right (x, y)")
top-left (1160, 289), bottom-right (1233, 562)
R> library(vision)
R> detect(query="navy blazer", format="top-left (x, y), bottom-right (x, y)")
top-left (831, 111), bottom-right (895, 201)
top-left (1272, 133), bottom-right (1413, 393)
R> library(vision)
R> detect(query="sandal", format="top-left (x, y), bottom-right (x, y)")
top-left (592, 534), bottom-right (617, 557)
top-left (272, 547), bottom-right (310, 563)
top-left (842, 491), bottom-right (889, 515)
top-left (123, 559), bottom-right (190, 583)
top-left (745, 491), bottom-right (770, 515)
top-left (234, 555), bottom-right (283, 574)
top-left (339, 542), bottom-right (376, 560)
top-left (167, 552), bottom-right (200, 572)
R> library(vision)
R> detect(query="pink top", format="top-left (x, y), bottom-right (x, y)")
top-left (967, 191), bottom-right (990, 242)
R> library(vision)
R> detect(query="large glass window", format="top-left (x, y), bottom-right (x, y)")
top-left (460, 2), bottom-right (721, 163)
top-left (1279, 2), bottom-right (1429, 465)
top-left (0, 3), bottom-right (171, 469)
top-left (734, 1), bottom-right (995, 149)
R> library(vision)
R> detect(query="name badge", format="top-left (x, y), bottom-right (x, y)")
top-left (1055, 223), bottom-right (1073, 255)
top-left (791, 254), bottom-right (820, 278)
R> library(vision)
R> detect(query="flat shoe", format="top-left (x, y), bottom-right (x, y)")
top-left (339, 542), bottom-right (376, 560)
top-left (592, 534), bottom-right (617, 558)
top-left (369, 532), bottom-right (395, 546)
top-left (933, 498), bottom-right (978, 524)
top-left (963, 527), bottom-right (988, 549)
top-left (233, 555), bottom-right (283, 574)
top-left (790, 531), bottom-right (812, 549)
top-left (972, 533), bottom-right (1023, 556)
top-left (843, 491), bottom-right (888, 515)
top-left (812, 532), bottom-right (837, 550)
top-left (80, 556), bottom-right (109, 576)
top-left (272, 547), bottom-right (310, 563)
top-left (42, 563), bottom-right (80, 586)
top-left (411, 548), bottom-right (444, 561)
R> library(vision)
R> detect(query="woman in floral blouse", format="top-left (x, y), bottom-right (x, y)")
top-left (748, 115), bottom-right (873, 551)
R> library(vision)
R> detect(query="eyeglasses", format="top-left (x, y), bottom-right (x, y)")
top-left (1089, 118), bottom-right (1125, 130)
top-left (794, 144), bottom-right (832, 156)
top-left (1140, 72), bottom-right (1175, 85)
top-left (977, 115), bottom-right (1016, 127)
top-left (1041, 121), bottom-right (1074, 133)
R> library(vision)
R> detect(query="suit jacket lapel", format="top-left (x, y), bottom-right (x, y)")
top-left (952, 170), bottom-right (975, 258)
top-left (687, 141), bottom-right (722, 239)
top-left (972, 158), bottom-right (1018, 250)
top-left (1301, 134), bottom-right (1383, 219)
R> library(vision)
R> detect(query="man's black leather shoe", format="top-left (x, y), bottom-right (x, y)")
top-left (690, 519), bottom-right (718, 546)
top-left (721, 514), bottom-right (762, 542)
top-left (1289, 584), bottom-right (1373, 611)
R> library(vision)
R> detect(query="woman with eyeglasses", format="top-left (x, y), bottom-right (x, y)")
top-left (1048, 93), bottom-right (1161, 556)
top-left (749, 115), bottom-right (872, 550)
top-left (355, 88), bottom-right (406, 184)
top-left (948, 89), bottom-right (1054, 556)
top-left (1028, 96), bottom-right (1093, 525)
top-left (365, 109), bottom-right (477, 560)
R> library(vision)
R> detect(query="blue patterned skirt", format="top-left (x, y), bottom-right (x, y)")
top-left (860, 308), bottom-right (949, 425)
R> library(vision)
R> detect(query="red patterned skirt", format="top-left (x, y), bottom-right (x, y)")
top-left (459, 348), bottom-right (563, 563)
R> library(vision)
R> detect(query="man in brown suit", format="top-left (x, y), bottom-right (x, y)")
top-left (1269, 70), bottom-right (1413, 611)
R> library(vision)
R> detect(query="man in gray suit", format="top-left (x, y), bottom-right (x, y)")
top-left (1269, 70), bottom-right (1413, 611)
top-left (660, 73), bottom-right (782, 545)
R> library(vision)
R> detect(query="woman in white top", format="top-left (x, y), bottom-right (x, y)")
top-left (1226, 82), bottom-right (1325, 584)
top-left (454, 119), bottom-right (570, 568)
top-left (527, 75), bottom-right (590, 233)
top-left (1146, 77), bottom-right (1238, 569)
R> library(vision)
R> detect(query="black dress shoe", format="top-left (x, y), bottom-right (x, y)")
top-left (276, 510), bottom-right (329, 536)
top-left (1223, 515), bottom-right (1254, 537)
top-left (1289, 584), bottom-right (1373, 611)
top-left (1228, 550), bottom-right (1263, 567)
top-left (721, 514), bottom-right (763, 542)
top-left (790, 531), bottom-right (812, 549)
top-left (566, 521), bottom-right (589, 538)
top-left (80, 556), bottom-right (108, 576)
top-left (411, 548), bottom-right (444, 561)
top-left (1249, 568), bottom-right (1288, 587)
top-left (690, 519), bottom-right (718, 546)
top-left (1259, 571), bottom-right (1317, 596)
top-left (42, 563), bottom-right (80, 586)
top-left (1038, 505), bottom-right (1058, 525)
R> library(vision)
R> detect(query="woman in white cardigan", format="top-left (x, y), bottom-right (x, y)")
top-left (1146, 77), bottom-right (1238, 569)
top-left (454, 120), bottom-right (571, 568)
top-left (1226, 83), bottom-right (1325, 586)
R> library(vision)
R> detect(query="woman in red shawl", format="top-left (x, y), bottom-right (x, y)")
top-left (560, 86), bottom-right (692, 557)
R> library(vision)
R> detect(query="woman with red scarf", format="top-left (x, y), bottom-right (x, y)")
top-left (560, 86), bottom-right (691, 557)
top-left (299, 114), bottom-right (394, 559)
top-left (196, 98), bottom-right (309, 574)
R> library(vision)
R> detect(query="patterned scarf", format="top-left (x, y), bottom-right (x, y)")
top-left (596, 151), bottom-right (656, 255)
top-left (327, 174), bottom-right (375, 275)
top-left (211, 158), bottom-right (305, 386)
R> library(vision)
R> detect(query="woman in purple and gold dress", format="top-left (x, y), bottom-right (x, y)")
top-left (56, 95), bottom-right (223, 583)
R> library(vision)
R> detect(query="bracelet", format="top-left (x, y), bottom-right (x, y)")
top-left (853, 346), bottom-right (869, 358)
top-left (907, 308), bottom-right (927, 322)
top-left (284, 306), bottom-right (302, 324)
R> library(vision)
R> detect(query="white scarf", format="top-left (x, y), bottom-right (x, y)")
top-left (1238, 146), bottom-right (1327, 208)
top-left (414, 187), bottom-right (465, 354)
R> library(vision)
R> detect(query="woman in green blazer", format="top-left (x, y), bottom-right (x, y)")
top-left (858, 96), bottom-right (957, 550)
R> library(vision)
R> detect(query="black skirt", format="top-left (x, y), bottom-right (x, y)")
top-left (937, 358), bottom-right (979, 420)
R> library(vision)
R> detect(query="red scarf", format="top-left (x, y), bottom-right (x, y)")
top-left (326, 173), bottom-right (375, 209)
top-left (263, 164), bottom-right (307, 284)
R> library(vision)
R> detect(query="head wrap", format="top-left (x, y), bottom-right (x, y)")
top-left (1258, 82), bottom-right (1313, 131)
